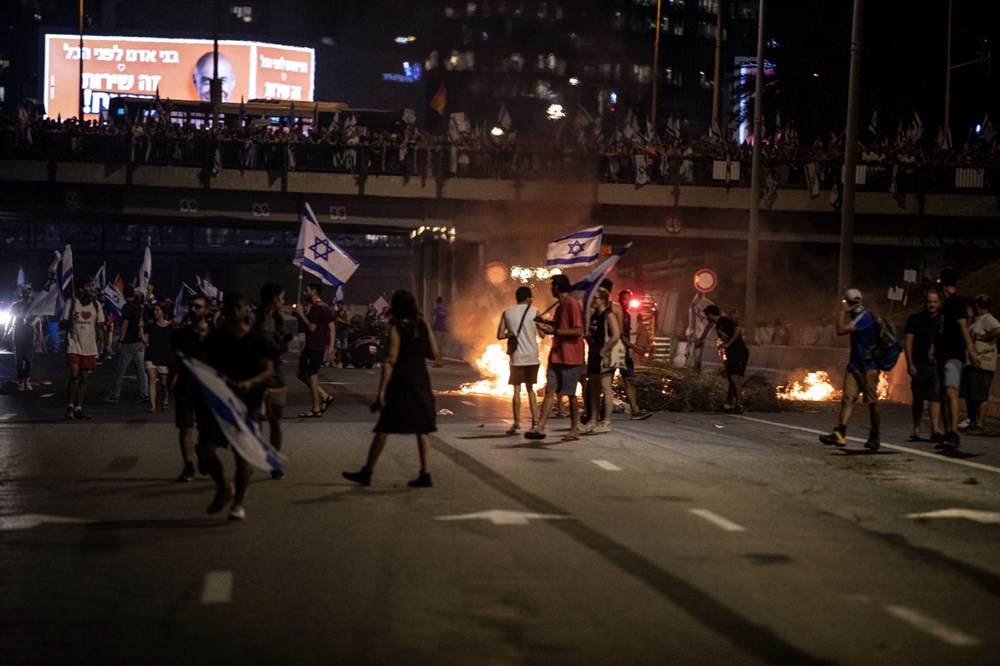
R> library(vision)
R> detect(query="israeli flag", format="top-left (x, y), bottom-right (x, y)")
top-left (181, 356), bottom-right (287, 473)
top-left (93, 262), bottom-right (106, 291)
top-left (546, 226), bottom-right (602, 268)
top-left (58, 245), bottom-right (74, 291)
top-left (16, 266), bottom-right (25, 288)
top-left (137, 244), bottom-right (152, 294)
top-left (173, 282), bottom-right (197, 319)
top-left (294, 203), bottom-right (359, 286)
top-left (195, 276), bottom-right (223, 301)
top-left (569, 243), bottom-right (632, 314)
top-left (26, 279), bottom-right (61, 320)
top-left (102, 282), bottom-right (126, 317)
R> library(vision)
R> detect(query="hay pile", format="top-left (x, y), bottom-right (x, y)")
top-left (625, 364), bottom-right (794, 413)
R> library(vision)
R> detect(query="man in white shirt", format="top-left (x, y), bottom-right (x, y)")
top-left (963, 294), bottom-right (1000, 434)
top-left (62, 277), bottom-right (106, 420)
top-left (497, 287), bottom-right (540, 435)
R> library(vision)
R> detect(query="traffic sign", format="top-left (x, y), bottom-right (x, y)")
top-left (693, 269), bottom-right (717, 293)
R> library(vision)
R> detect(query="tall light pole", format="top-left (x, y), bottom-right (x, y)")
top-left (712, 0), bottom-right (724, 128)
top-left (837, 0), bottom-right (864, 294)
top-left (78, 0), bottom-right (85, 121)
top-left (651, 0), bottom-right (663, 130)
top-left (745, 0), bottom-right (765, 329)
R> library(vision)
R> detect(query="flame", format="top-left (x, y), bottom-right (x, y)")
top-left (778, 370), bottom-right (892, 402)
top-left (777, 371), bottom-right (838, 401)
top-left (438, 343), bottom-right (543, 398)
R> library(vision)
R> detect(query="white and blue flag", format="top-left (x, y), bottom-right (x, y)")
top-left (102, 282), bottom-right (126, 317)
top-left (546, 226), bottom-right (602, 268)
top-left (93, 262), bottom-right (106, 291)
top-left (58, 245), bottom-right (74, 291)
top-left (181, 356), bottom-right (287, 473)
top-left (195, 276), bottom-right (223, 301)
top-left (137, 243), bottom-right (152, 294)
top-left (16, 266), bottom-right (25, 289)
top-left (294, 203), bottom-right (359, 286)
top-left (569, 243), bottom-right (632, 314)
top-left (173, 282), bottom-right (197, 319)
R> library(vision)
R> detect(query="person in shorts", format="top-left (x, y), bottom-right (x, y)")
top-left (617, 289), bottom-right (652, 420)
top-left (258, 282), bottom-right (292, 479)
top-left (497, 286), bottom-right (540, 435)
top-left (934, 268), bottom-right (979, 450)
top-left (525, 274), bottom-right (585, 442)
top-left (961, 294), bottom-right (999, 435)
top-left (903, 289), bottom-right (943, 441)
top-left (62, 277), bottom-right (105, 421)
top-left (704, 304), bottom-right (749, 414)
top-left (294, 283), bottom-right (335, 417)
top-left (819, 289), bottom-right (881, 450)
top-left (170, 293), bottom-right (210, 482)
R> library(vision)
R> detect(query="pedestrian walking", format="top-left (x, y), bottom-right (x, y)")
top-left (198, 292), bottom-right (274, 520)
top-left (581, 287), bottom-right (621, 434)
top-left (961, 294), bottom-right (999, 435)
top-left (525, 274), bottom-right (585, 442)
top-left (819, 289), bottom-right (881, 450)
top-left (704, 305), bottom-right (749, 414)
top-left (257, 282), bottom-right (292, 479)
top-left (903, 289), bottom-right (944, 441)
top-left (104, 285), bottom-right (149, 404)
top-left (432, 296), bottom-right (447, 366)
top-left (8, 284), bottom-right (36, 391)
top-left (293, 283), bottom-right (335, 417)
top-left (343, 290), bottom-right (440, 488)
top-left (934, 268), bottom-right (979, 450)
top-left (142, 303), bottom-right (174, 413)
top-left (496, 286), bottom-right (540, 435)
top-left (62, 277), bottom-right (106, 421)
top-left (170, 293), bottom-right (209, 482)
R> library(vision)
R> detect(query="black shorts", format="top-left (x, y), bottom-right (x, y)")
top-left (910, 364), bottom-right (940, 403)
top-left (725, 352), bottom-right (749, 377)
top-left (174, 393), bottom-right (197, 429)
top-left (298, 349), bottom-right (324, 375)
top-left (619, 355), bottom-right (635, 380)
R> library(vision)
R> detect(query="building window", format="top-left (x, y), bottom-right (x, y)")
top-left (697, 0), bottom-right (719, 13)
top-left (612, 11), bottom-right (625, 30)
top-left (230, 5), bottom-right (253, 22)
top-left (699, 70), bottom-right (714, 90)
top-left (672, 19), bottom-right (685, 36)
top-left (501, 53), bottom-right (525, 72)
top-left (632, 64), bottom-right (651, 84)
top-left (445, 50), bottom-right (476, 71)
top-left (537, 2), bottom-right (547, 20)
top-left (668, 0), bottom-right (685, 7)
top-left (466, 2), bottom-right (478, 16)
top-left (664, 66), bottom-right (682, 86)
top-left (697, 21), bottom-right (715, 39)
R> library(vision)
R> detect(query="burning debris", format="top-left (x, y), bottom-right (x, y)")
top-left (777, 371), bottom-right (891, 402)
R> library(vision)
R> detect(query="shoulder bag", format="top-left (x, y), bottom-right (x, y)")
top-left (506, 305), bottom-right (530, 356)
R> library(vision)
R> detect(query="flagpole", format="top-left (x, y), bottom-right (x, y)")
top-left (837, 0), bottom-right (864, 294)
top-left (746, 0), bottom-right (766, 331)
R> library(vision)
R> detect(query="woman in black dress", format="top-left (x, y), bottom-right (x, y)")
top-left (343, 290), bottom-right (440, 488)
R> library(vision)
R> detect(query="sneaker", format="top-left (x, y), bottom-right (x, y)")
top-left (591, 420), bottom-right (611, 434)
top-left (630, 411), bottom-right (653, 420)
top-left (408, 473), bottom-right (433, 488)
top-left (137, 396), bottom-right (149, 403)
top-left (935, 431), bottom-right (960, 450)
top-left (176, 463), bottom-right (195, 483)
top-left (863, 430), bottom-right (880, 451)
top-left (206, 484), bottom-right (233, 514)
top-left (505, 425), bottom-right (521, 435)
top-left (965, 424), bottom-right (985, 435)
top-left (929, 432), bottom-right (946, 442)
top-left (102, 395), bottom-right (120, 403)
top-left (342, 468), bottom-right (372, 487)
top-left (731, 405), bottom-right (745, 415)
top-left (721, 404), bottom-right (734, 414)
top-left (819, 431), bottom-right (846, 447)
top-left (73, 408), bottom-right (92, 421)
top-left (65, 406), bottom-right (76, 420)
top-left (957, 418), bottom-right (971, 431)
top-left (228, 503), bottom-right (246, 521)
top-left (579, 421), bottom-right (595, 435)
top-left (270, 469), bottom-right (285, 480)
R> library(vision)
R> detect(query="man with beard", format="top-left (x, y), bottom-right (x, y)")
top-left (170, 293), bottom-right (210, 482)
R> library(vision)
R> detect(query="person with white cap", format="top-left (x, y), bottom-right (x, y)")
top-left (819, 288), bottom-right (882, 450)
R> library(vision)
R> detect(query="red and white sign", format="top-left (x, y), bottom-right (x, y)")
top-left (693, 269), bottom-right (717, 293)
top-left (44, 34), bottom-right (315, 119)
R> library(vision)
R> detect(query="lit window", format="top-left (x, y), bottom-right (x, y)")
top-left (466, 2), bottom-right (478, 16)
top-left (230, 5), bottom-right (253, 22)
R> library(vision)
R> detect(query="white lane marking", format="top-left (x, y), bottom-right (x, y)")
top-left (689, 508), bottom-right (747, 532)
top-left (40, 393), bottom-right (55, 398)
top-left (0, 413), bottom-right (15, 421)
top-left (200, 571), bottom-right (234, 605)
top-left (436, 510), bottom-right (571, 526)
top-left (592, 460), bottom-right (623, 471)
top-left (0, 514), bottom-right (92, 531)
top-left (735, 414), bottom-right (1000, 475)
top-left (907, 509), bottom-right (1000, 524)
top-left (884, 605), bottom-right (981, 647)
top-left (461, 400), bottom-right (476, 406)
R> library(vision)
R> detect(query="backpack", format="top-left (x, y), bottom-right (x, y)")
top-left (867, 312), bottom-right (902, 371)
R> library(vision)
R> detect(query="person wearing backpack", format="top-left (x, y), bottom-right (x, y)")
top-left (820, 289), bottom-right (882, 450)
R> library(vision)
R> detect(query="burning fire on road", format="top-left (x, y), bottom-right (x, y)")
top-left (777, 371), bottom-right (890, 401)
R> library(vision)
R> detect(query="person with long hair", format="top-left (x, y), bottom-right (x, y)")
top-left (582, 288), bottom-right (621, 434)
top-left (143, 302), bottom-right (174, 413)
top-left (343, 290), bottom-right (440, 488)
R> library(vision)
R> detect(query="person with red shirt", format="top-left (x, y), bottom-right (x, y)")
top-left (525, 274), bottom-right (585, 442)
top-left (293, 283), bottom-right (336, 417)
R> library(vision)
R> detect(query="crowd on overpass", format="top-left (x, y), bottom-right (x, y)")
top-left (1, 109), bottom-right (998, 197)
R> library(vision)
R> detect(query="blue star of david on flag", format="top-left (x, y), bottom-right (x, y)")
top-left (546, 226), bottom-right (603, 267)
top-left (294, 203), bottom-right (360, 286)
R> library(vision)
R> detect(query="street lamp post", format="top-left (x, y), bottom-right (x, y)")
top-left (651, 0), bottom-right (663, 130)
top-left (78, 0), bottom-right (85, 121)
top-left (837, 0), bottom-right (864, 294)
top-left (746, 0), bottom-right (765, 330)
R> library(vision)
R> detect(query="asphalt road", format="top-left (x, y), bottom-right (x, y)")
top-left (1, 353), bottom-right (998, 665)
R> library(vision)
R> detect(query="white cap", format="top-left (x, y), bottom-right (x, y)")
top-left (844, 288), bottom-right (863, 304)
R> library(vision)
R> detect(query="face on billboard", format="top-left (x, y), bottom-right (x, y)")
top-left (44, 35), bottom-right (315, 118)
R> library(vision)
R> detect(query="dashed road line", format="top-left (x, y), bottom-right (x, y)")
top-left (40, 393), bottom-right (54, 399)
top-left (689, 508), bottom-right (747, 532)
top-left (884, 604), bottom-right (981, 647)
top-left (200, 571), bottom-right (233, 605)
top-left (461, 400), bottom-right (476, 406)
top-left (592, 460), bottom-right (623, 471)
top-left (0, 413), bottom-right (15, 421)
top-left (735, 415), bottom-right (1000, 475)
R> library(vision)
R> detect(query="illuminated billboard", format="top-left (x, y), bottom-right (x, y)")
top-left (44, 34), bottom-right (315, 118)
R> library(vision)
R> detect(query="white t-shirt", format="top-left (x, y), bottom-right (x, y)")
top-left (62, 297), bottom-right (105, 357)
top-left (970, 312), bottom-right (1000, 372)
top-left (502, 303), bottom-right (540, 367)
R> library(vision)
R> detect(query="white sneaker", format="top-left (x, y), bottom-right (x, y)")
top-left (591, 420), bottom-right (611, 434)
top-left (579, 421), bottom-right (595, 435)
top-left (228, 503), bottom-right (246, 521)
top-left (505, 424), bottom-right (520, 435)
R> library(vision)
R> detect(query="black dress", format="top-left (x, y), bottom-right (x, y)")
top-left (374, 319), bottom-right (437, 434)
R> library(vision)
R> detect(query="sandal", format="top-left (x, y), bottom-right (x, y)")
top-left (524, 431), bottom-right (546, 440)
top-left (320, 395), bottom-right (335, 414)
top-left (561, 433), bottom-right (580, 442)
top-left (298, 410), bottom-right (323, 418)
